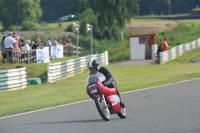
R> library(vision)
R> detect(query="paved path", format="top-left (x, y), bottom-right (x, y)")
top-left (110, 59), bottom-right (156, 65)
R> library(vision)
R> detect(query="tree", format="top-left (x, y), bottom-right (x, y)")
top-left (0, 0), bottom-right (42, 30)
top-left (40, 0), bottom-right (90, 22)
top-left (92, 0), bottom-right (139, 39)
top-left (79, 9), bottom-right (99, 36)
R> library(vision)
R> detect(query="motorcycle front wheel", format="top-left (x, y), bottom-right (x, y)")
top-left (95, 97), bottom-right (110, 121)
top-left (117, 106), bottom-right (126, 119)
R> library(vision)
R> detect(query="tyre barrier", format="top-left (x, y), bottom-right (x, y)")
top-left (47, 51), bottom-right (108, 83)
top-left (158, 38), bottom-right (200, 64)
top-left (0, 67), bottom-right (27, 90)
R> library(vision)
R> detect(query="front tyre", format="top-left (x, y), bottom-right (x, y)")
top-left (95, 97), bottom-right (110, 121)
top-left (117, 106), bottom-right (126, 119)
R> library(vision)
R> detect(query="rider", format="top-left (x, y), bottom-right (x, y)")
top-left (88, 59), bottom-right (125, 108)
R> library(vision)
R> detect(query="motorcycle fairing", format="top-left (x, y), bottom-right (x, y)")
top-left (106, 95), bottom-right (121, 114)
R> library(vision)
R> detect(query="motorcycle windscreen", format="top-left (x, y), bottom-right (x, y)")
top-left (86, 72), bottom-right (106, 86)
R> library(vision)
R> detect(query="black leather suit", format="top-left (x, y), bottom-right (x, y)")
top-left (98, 66), bottom-right (116, 88)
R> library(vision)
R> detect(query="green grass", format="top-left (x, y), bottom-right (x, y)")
top-left (0, 56), bottom-right (76, 78)
top-left (1, 18), bottom-right (200, 117)
top-left (0, 48), bottom-right (200, 117)
top-left (34, 21), bottom-right (75, 31)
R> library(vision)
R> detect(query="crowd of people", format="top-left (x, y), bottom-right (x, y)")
top-left (0, 32), bottom-right (74, 59)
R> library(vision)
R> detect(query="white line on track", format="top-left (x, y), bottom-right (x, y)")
top-left (0, 78), bottom-right (199, 120)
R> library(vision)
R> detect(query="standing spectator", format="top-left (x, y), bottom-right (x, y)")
top-left (45, 37), bottom-right (52, 47)
top-left (12, 35), bottom-right (21, 52)
top-left (58, 37), bottom-right (62, 44)
top-left (63, 38), bottom-right (68, 46)
top-left (20, 39), bottom-right (25, 48)
top-left (149, 36), bottom-right (154, 46)
top-left (31, 38), bottom-right (41, 49)
top-left (30, 41), bottom-right (35, 49)
top-left (67, 38), bottom-right (73, 46)
top-left (1, 36), bottom-right (6, 59)
top-left (162, 38), bottom-right (169, 51)
top-left (156, 43), bottom-right (163, 57)
top-left (4, 32), bottom-right (17, 50)
top-left (23, 40), bottom-right (31, 51)
top-left (52, 37), bottom-right (59, 46)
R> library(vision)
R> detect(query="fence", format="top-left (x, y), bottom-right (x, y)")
top-left (158, 38), bottom-right (200, 64)
top-left (63, 45), bottom-right (85, 56)
top-left (5, 49), bottom-right (36, 64)
top-left (47, 51), bottom-right (108, 83)
top-left (4, 45), bottom-right (85, 64)
top-left (0, 67), bottom-right (27, 90)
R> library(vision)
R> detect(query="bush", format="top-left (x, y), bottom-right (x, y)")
top-left (22, 21), bottom-right (36, 30)
top-left (191, 7), bottom-right (200, 15)
top-left (8, 25), bottom-right (22, 31)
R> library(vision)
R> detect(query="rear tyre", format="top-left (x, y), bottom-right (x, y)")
top-left (95, 97), bottom-right (110, 121)
top-left (117, 106), bottom-right (126, 119)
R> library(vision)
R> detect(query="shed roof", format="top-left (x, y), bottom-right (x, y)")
top-left (130, 33), bottom-right (157, 38)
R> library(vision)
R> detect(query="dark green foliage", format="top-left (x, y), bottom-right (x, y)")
top-left (40, 0), bottom-right (90, 22)
top-left (0, 0), bottom-right (42, 30)
top-left (139, 0), bottom-right (200, 15)
top-left (92, 0), bottom-right (138, 40)
top-left (79, 8), bottom-right (99, 37)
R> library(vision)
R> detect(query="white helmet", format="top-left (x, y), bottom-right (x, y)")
top-left (88, 59), bottom-right (99, 70)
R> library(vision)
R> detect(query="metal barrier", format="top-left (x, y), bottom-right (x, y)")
top-left (0, 67), bottom-right (27, 90)
top-left (158, 38), bottom-right (200, 64)
top-left (47, 51), bottom-right (108, 83)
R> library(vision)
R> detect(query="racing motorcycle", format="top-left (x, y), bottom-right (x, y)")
top-left (86, 72), bottom-right (126, 121)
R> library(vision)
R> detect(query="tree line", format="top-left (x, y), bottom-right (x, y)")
top-left (0, 0), bottom-right (200, 40)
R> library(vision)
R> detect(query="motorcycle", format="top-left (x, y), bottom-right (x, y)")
top-left (86, 72), bottom-right (126, 121)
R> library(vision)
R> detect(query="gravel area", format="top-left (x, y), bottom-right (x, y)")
top-left (109, 59), bottom-right (156, 65)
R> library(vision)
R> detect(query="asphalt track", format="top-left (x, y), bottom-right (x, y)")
top-left (0, 78), bottom-right (200, 133)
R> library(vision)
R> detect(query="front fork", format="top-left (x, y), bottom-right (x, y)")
top-left (101, 94), bottom-right (107, 108)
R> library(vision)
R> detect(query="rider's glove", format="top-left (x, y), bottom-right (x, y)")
top-left (103, 82), bottom-right (109, 87)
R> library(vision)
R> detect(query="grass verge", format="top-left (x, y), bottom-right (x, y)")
top-left (0, 48), bottom-right (200, 117)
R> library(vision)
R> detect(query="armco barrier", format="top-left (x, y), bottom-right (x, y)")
top-left (47, 51), bottom-right (108, 83)
top-left (159, 38), bottom-right (200, 64)
top-left (0, 67), bottom-right (27, 90)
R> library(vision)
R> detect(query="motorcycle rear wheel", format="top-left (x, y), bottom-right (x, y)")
top-left (117, 106), bottom-right (126, 119)
top-left (95, 97), bottom-right (110, 121)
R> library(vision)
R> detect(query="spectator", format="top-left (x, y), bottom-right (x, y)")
top-left (63, 38), bottom-right (68, 46)
top-left (20, 39), bottom-right (25, 48)
top-left (31, 38), bottom-right (41, 49)
top-left (58, 37), bottom-right (62, 44)
top-left (162, 38), bottom-right (169, 51)
top-left (30, 41), bottom-right (36, 49)
top-left (4, 32), bottom-right (17, 50)
top-left (156, 38), bottom-right (169, 64)
top-left (67, 38), bottom-right (73, 46)
top-left (45, 37), bottom-right (52, 47)
top-left (52, 37), bottom-right (59, 46)
top-left (1, 36), bottom-right (6, 59)
top-left (23, 40), bottom-right (31, 51)
top-left (156, 43), bottom-right (163, 57)
top-left (12, 35), bottom-right (21, 52)
top-left (40, 43), bottom-right (44, 49)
